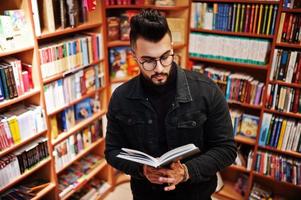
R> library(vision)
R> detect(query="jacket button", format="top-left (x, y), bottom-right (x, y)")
top-left (191, 121), bottom-right (197, 126)
top-left (148, 119), bottom-right (153, 124)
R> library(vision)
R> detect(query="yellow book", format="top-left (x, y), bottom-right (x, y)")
top-left (277, 13), bottom-right (286, 42)
top-left (253, 5), bottom-right (259, 33)
top-left (235, 4), bottom-right (241, 32)
top-left (50, 116), bottom-right (58, 139)
top-left (8, 116), bottom-right (21, 144)
top-left (277, 119), bottom-right (287, 149)
top-left (239, 5), bottom-right (245, 32)
top-left (257, 4), bottom-right (263, 34)
top-left (266, 4), bottom-right (274, 35)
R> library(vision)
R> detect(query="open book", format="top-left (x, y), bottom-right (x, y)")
top-left (117, 144), bottom-right (200, 168)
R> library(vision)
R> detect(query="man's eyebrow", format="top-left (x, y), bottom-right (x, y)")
top-left (140, 50), bottom-right (171, 59)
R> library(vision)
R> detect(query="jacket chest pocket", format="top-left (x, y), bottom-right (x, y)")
top-left (175, 111), bottom-right (207, 144)
top-left (115, 114), bottom-right (145, 148)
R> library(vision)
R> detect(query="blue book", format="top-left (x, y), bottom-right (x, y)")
top-left (269, 117), bottom-right (280, 147)
top-left (74, 98), bottom-right (93, 121)
top-left (0, 75), bottom-right (4, 101)
top-left (272, 118), bottom-right (283, 147)
top-left (270, 5), bottom-right (278, 35)
top-left (259, 113), bottom-right (272, 146)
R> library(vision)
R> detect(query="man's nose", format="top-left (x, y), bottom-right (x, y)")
top-left (153, 59), bottom-right (164, 73)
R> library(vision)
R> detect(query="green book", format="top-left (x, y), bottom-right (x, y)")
top-left (235, 4), bottom-right (241, 32)
top-left (239, 4), bottom-right (245, 32)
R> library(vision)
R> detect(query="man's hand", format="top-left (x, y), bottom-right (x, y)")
top-left (143, 165), bottom-right (165, 184)
top-left (157, 161), bottom-right (186, 191)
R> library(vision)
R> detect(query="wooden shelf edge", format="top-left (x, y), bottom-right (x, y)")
top-left (52, 110), bottom-right (106, 146)
top-left (258, 145), bottom-right (301, 158)
top-left (0, 88), bottom-right (40, 109)
top-left (235, 135), bottom-right (256, 145)
top-left (282, 8), bottom-right (301, 13)
top-left (276, 42), bottom-right (301, 49)
top-left (269, 80), bottom-right (301, 88)
top-left (264, 109), bottom-right (301, 119)
top-left (0, 157), bottom-right (51, 193)
top-left (213, 180), bottom-right (244, 200)
top-left (0, 130), bottom-right (47, 157)
top-left (111, 75), bottom-right (137, 83)
top-left (47, 87), bottom-right (104, 116)
top-left (227, 100), bottom-right (263, 110)
top-left (38, 23), bottom-right (102, 40)
top-left (194, 0), bottom-right (280, 4)
top-left (43, 60), bottom-right (103, 84)
top-left (115, 173), bottom-right (131, 186)
top-left (32, 182), bottom-right (56, 200)
top-left (189, 56), bottom-right (268, 70)
top-left (56, 138), bottom-right (105, 174)
top-left (60, 160), bottom-right (107, 200)
top-left (0, 46), bottom-right (34, 57)
top-left (107, 40), bottom-right (130, 47)
top-left (253, 172), bottom-right (301, 189)
top-left (190, 28), bottom-right (274, 39)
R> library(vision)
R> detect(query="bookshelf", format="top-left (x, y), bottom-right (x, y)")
top-left (189, 0), bottom-right (301, 199)
top-left (0, 0), bottom-right (112, 199)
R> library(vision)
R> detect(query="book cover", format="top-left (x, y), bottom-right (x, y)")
top-left (74, 98), bottom-right (93, 121)
top-left (107, 17), bottom-right (120, 41)
top-left (117, 143), bottom-right (200, 168)
top-left (239, 114), bottom-right (259, 139)
top-left (259, 113), bottom-right (272, 146)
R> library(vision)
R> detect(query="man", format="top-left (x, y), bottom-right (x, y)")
top-left (105, 9), bottom-right (236, 200)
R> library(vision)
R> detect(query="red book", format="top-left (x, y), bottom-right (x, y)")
top-left (21, 71), bottom-right (30, 92)
top-left (244, 5), bottom-right (251, 32)
top-left (22, 63), bottom-right (34, 89)
top-left (249, 5), bottom-right (255, 33)
top-left (281, 14), bottom-right (291, 42)
top-left (292, 88), bottom-right (300, 112)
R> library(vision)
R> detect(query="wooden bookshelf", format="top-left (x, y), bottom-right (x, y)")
top-left (282, 8), bottom-right (301, 13)
top-left (60, 159), bottom-right (107, 200)
top-left (191, 28), bottom-right (274, 39)
top-left (269, 80), bottom-right (301, 89)
top-left (0, 88), bottom-right (40, 109)
top-left (227, 100), bottom-right (263, 110)
top-left (38, 23), bottom-right (102, 40)
top-left (213, 180), bottom-right (244, 200)
top-left (43, 59), bottom-right (103, 84)
top-left (56, 138), bottom-right (105, 174)
top-left (111, 75), bottom-right (137, 83)
top-left (258, 145), bottom-right (301, 159)
top-left (263, 108), bottom-right (301, 119)
top-left (235, 135), bottom-right (257, 145)
top-left (253, 172), bottom-right (301, 189)
top-left (105, 5), bottom-right (189, 11)
top-left (194, 0), bottom-right (280, 4)
top-left (276, 42), bottom-right (301, 49)
top-left (47, 87), bottom-right (105, 116)
top-left (0, 130), bottom-right (47, 157)
top-left (107, 40), bottom-right (130, 48)
top-left (0, 46), bottom-right (34, 57)
top-left (32, 182), bottom-right (56, 200)
top-left (0, 157), bottom-right (51, 193)
top-left (190, 56), bottom-right (269, 71)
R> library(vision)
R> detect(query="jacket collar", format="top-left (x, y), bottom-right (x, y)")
top-left (126, 63), bottom-right (192, 103)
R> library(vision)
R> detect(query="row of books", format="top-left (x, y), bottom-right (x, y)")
top-left (259, 113), bottom-right (301, 152)
top-left (189, 33), bottom-right (270, 65)
top-left (0, 178), bottom-right (50, 200)
top-left (49, 97), bottom-right (100, 134)
top-left (0, 105), bottom-right (46, 152)
top-left (39, 33), bottom-right (103, 79)
top-left (109, 47), bottom-right (139, 78)
top-left (107, 11), bottom-right (138, 41)
top-left (0, 138), bottom-right (49, 189)
top-left (277, 13), bottom-right (301, 44)
top-left (191, 3), bottom-right (278, 36)
top-left (58, 154), bottom-right (104, 198)
top-left (202, 67), bottom-right (264, 105)
top-left (283, 0), bottom-right (301, 9)
top-left (230, 109), bottom-right (260, 139)
top-left (0, 59), bottom-right (34, 101)
top-left (0, 9), bottom-right (33, 52)
top-left (255, 151), bottom-right (301, 185)
top-left (270, 49), bottom-right (301, 83)
top-left (70, 178), bottom-right (110, 200)
top-left (53, 119), bottom-right (103, 172)
top-left (266, 84), bottom-right (301, 113)
top-left (31, 0), bottom-right (97, 36)
top-left (44, 65), bottom-right (104, 113)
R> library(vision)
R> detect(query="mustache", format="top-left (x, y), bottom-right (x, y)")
top-left (151, 73), bottom-right (168, 79)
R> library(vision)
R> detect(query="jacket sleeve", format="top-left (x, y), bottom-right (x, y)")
top-left (104, 91), bottom-right (144, 179)
top-left (185, 84), bottom-right (237, 183)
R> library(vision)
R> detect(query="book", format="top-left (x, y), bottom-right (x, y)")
top-left (117, 143), bottom-right (200, 168)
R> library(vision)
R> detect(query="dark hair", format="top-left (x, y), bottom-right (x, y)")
top-left (130, 9), bottom-right (172, 49)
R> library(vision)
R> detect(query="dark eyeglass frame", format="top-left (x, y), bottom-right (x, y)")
top-left (134, 50), bottom-right (174, 71)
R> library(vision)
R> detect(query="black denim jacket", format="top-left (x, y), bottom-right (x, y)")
top-left (105, 65), bottom-right (236, 199)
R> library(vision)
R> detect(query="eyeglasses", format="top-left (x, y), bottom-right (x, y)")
top-left (135, 50), bottom-right (174, 71)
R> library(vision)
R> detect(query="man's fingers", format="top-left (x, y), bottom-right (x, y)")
top-left (164, 184), bottom-right (176, 191)
top-left (158, 176), bottom-right (175, 184)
